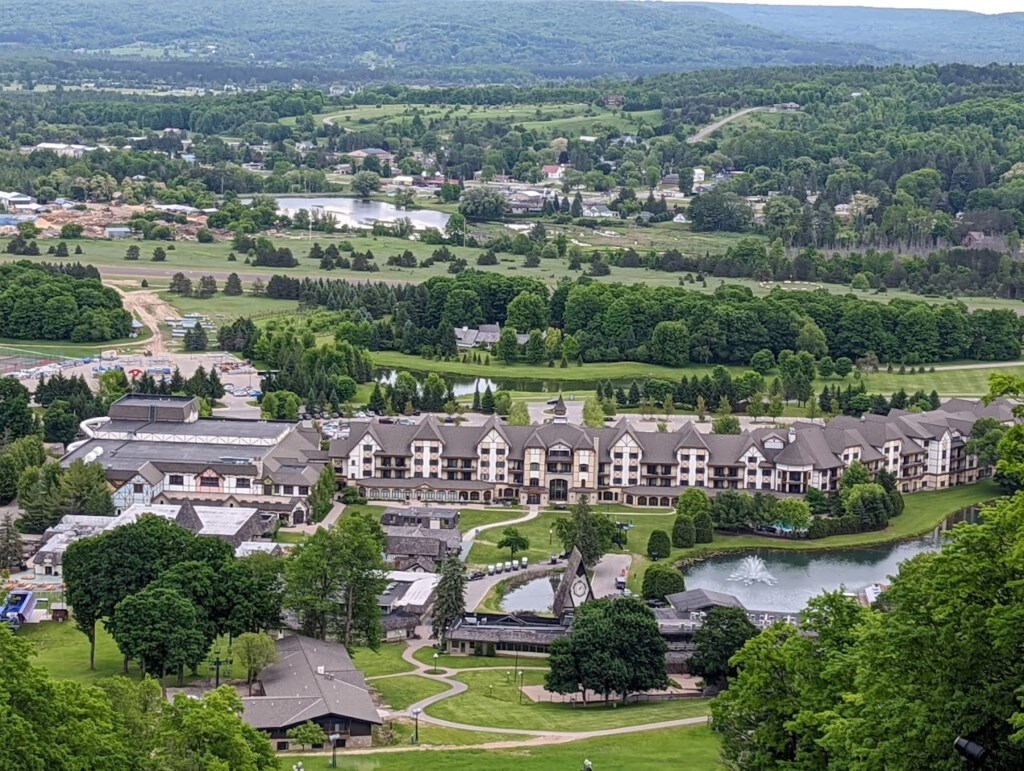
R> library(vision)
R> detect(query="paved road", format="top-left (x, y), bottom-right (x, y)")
top-left (686, 106), bottom-right (767, 144)
top-left (590, 553), bottom-right (632, 599)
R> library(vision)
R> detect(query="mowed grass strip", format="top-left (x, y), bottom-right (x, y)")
top-left (424, 669), bottom-right (710, 731)
top-left (288, 724), bottom-right (720, 770)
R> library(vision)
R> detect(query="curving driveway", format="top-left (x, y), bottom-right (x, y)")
top-left (686, 106), bottom-right (767, 144)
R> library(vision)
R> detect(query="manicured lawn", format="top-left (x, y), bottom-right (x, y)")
top-left (352, 644), bottom-right (416, 677)
top-left (379, 719), bottom-right (526, 746)
top-left (425, 670), bottom-right (711, 731)
top-left (0, 335), bottom-right (149, 360)
top-left (162, 291), bottom-right (300, 320)
top-left (458, 509), bottom-right (523, 534)
top-left (289, 725), bottom-right (719, 769)
top-left (370, 675), bottom-right (451, 710)
top-left (371, 350), bottom-right (1024, 398)
top-left (274, 530), bottom-right (308, 544)
top-left (412, 646), bottom-right (549, 671)
top-left (343, 504), bottom-right (388, 521)
top-left (306, 724), bottom-right (717, 768)
top-left (18, 621), bottom-right (126, 682)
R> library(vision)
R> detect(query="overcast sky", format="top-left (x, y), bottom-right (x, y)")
top-left (672, 0), bottom-right (1019, 12)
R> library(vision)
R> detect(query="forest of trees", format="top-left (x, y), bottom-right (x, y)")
top-left (265, 271), bottom-right (1022, 367)
top-left (0, 262), bottom-right (130, 342)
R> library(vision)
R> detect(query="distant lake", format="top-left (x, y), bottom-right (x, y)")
top-left (270, 196), bottom-right (450, 231)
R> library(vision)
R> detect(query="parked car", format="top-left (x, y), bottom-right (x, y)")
top-left (495, 563), bottom-right (503, 574)
top-left (487, 564), bottom-right (495, 575)
top-left (468, 571), bottom-right (486, 581)
top-left (378, 418), bottom-right (395, 424)
top-left (520, 558), bottom-right (528, 569)
top-left (504, 561), bottom-right (512, 572)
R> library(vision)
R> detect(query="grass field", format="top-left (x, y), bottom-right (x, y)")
top-left (18, 621), bottom-right (126, 682)
top-left (382, 720), bottom-right (527, 747)
top-left (425, 670), bottom-right (710, 731)
top-left (457, 509), bottom-right (525, 534)
top-left (162, 291), bottom-right (300, 320)
top-left (372, 350), bottom-right (1019, 397)
top-left (0, 333), bottom-right (149, 360)
top-left (411, 647), bottom-right (549, 671)
top-left (370, 675), bottom-right (451, 710)
top-left (353, 644), bottom-right (416, 677)
top-left (289, 724), bottom-right (719, 770)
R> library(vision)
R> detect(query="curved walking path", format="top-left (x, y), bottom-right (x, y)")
top-left (354, 630), bottom-right (710, 754)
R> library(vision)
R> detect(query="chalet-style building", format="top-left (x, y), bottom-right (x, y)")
top-left (63, 395), bottom-right (328, 525)
top-left (241, 635), bottom-right (381, 750)
top-left (329, 399), bottom-right (1014, 508)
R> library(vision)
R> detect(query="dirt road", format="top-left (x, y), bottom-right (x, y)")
top-left (686, 106), bottom-right (767, 144)
top-left (114, 288), bottom-right (179, 354)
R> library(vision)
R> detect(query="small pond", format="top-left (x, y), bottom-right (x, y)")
top-left (269, 196), bottom-right (450, 231)
top-left (684, 505), bottom-right (982, 612)
top-left (500, 575), bottom-right (560, 614)
top-left (375, 367), bottom-right (599, 397)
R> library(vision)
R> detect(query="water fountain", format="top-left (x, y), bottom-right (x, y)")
top-left (728, 555), bottom-right (778, 586)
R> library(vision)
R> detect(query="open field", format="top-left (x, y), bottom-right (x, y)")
top-left (289, 724), bottom-right (720, 770)
top-left (382, 721), bottom-right (527, 747)
top-left (425, 670), bottom-right (710, 731)
top-left (371, 675), bottom-right (451, 710)
top-left (294, 102), bottom-right (660, 135)
top-left (161, 291), bottom-right (300, 321)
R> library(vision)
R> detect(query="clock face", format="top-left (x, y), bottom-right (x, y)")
top-left (572, 577), bottom-right (589, 598)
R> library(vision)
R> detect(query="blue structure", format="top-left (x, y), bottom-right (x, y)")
top-left (0, 591), bottom-right (35, 630)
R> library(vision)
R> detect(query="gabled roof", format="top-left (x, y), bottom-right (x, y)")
top-left (665, 588), bottom-right (745, 613)
top-left (242, 634), bottom-right (380, 730)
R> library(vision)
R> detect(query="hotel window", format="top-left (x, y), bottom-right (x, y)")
top-left (298, 486), bottom-right (309, 495)
top-left (199, 476), bottom-right (219, 488)
top-left (236, 478), bottom-right (251, 489)
top-left (133, 484), bottom-right (144, 494)
top-left (363, 444), bottom-right (373, 451)
top-left (530, 462), bottom-right (539, 471)
top-left (496, 448), bottom-right (506, 455)
top-left (169, 475), bottom-right (184, 486)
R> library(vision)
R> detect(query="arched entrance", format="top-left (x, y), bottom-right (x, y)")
top-left (549, 478), bottom-right (568, 502)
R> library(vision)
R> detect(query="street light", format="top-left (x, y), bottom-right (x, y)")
top-left (411, 708), bottom-right (421, 744)
top-left (432, 651), bottom-right (440, 674)
top-left (209, 648), bottom-right (232, 688)
top-left (518, 669), bottom-right (525, 705)
top-left (548, 527), bottom-right (553, 545)
top-left (329, 733), bottom-right (340, 768)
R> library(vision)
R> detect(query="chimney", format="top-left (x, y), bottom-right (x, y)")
top-left (788, 427), bottom-right (796, 444)
top-left (316, 665), bottom-right (325, 675)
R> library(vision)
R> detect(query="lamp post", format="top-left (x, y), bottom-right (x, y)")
top-left (518, 669), bottom-right (525, 705)
top-left (329, 733), bottom-right (340, 768)
top-left (548, 527), bottom-right (553, 545)
top-left (411, 708), bottom-right (421, 744)
top-left (209, 649), bottom-right (232, 688)
top-left (433, 651), bottom-right (439, 675)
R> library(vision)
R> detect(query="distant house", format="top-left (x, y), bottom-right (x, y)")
top-left (0, 191), bottom-right (35, 211)
top-left (962, 231), bottom-right (1006, 251)
top-left (241, 635), bottom-right (381, 750)
top-left (383, 525), bottom-right (462, 571)
top-left (33, 142), bottom-right (96, 158)
top-left (454, 323), bottom-right (502, 348)
top-left (692, 168), bottom-right (706, 185)
top-left (542, 165), bottom-right (565, 181)
top-left (603, 94), bottom-right (624, 107)
top-left (582, 204), bottom-right (615, 218)
top-left (348, 147), bottom-right (394, 165)
top-left (381, 506), bottom-right (460, 530)
top-left (105, 227), bottom-right (132, 239)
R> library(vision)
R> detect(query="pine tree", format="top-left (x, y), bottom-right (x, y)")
top-left (481, 386), bottom-right (495, 415)
top-left (368, 383), bottom-right (388, 415)
top-left (0, 512), bottom-right (22, 569)
top-left (472, 385), bottom-right (481, 412)
top-left (431, 553), bottom-right (467, 646)
top-left (224, 273), bottom-right (243, 296)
